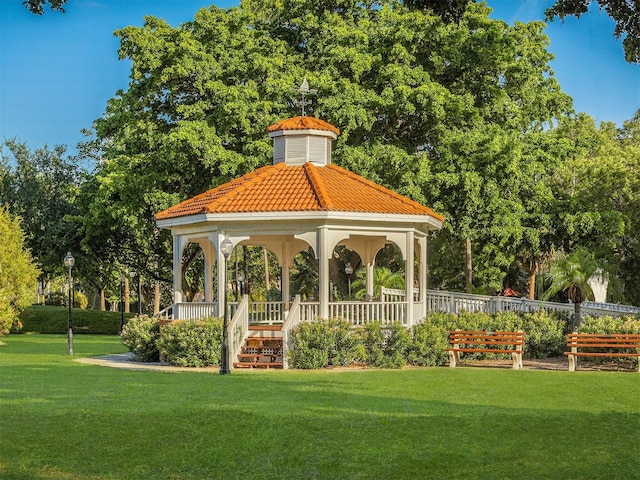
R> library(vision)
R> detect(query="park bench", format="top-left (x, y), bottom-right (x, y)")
top-left (565, 333), bottom-right (640, 372)
top-left (447, 330), bottom-right (525, 369)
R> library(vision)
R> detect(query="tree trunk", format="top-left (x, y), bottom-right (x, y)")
top-left (153, 279), bottom-right (160, 315)
top-left (124, 277), bottom-right (130, 313)
top-left (574, 302), bottom-right (582, 330)
top-left (527, 262), bottom-right (537, 300)
top-left (100, 287), bottom-right (106, 311)
top-left (465, 236), bottom-right (473, 293)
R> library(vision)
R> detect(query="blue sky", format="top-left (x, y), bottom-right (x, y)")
top-left (0, 0), bottom-right (638, 154)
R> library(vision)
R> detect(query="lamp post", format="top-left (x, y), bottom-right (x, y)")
top-left (345, 262), bottom-right (353, 299)
top-left (64, 252), bottom-right (75, 355)
top-left (119, 273), bottom-right (125, 332)
top-left (220, 236), bottom-right (233, 375)
top-left (130, 271), bottom-right (142, 314)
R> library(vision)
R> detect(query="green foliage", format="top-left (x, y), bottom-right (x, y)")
top-left (157, 318), bottom-right (222, 367)
top-left (0, 207), bottom-right (40, 335)
top-left (287, 319), bottom-right (333, 369)
top-left (18, 305), bottom-right (133, 334)
top-left (360, 322), bottom-right (412, 368)
top-left (409, 318), bottom-right (451, 366)
top-left (328, 318), bottom-right (365, 366)
top-left (46, 291), bottom-right (89, 309)
top-left (24, 0), bottom-right (67, 15)
top-left (120, 315), bottom-right (161, 362)
top-left (579, 314), bottom-right (640, 335)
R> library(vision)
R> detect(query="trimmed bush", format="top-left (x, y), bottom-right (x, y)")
top-left (360, 322), bottom-right (411, 369)
top-left (121, 315), bottom-right (161, 362)
top-left (409, 320), bottom-right (450, 366)
top-left (157, 318), bottom-right (222, 367)
top-left (579, 314), bottom-right (640, 335)
top-left (328, 318), bottom-right (365, 367)
top-left (287, 319), bottom-right (333, 369)
top-left (18, 305), bottom-right (134, 334)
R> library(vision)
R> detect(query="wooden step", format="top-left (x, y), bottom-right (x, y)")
top-left (234, 336), bottom-right (283, 369)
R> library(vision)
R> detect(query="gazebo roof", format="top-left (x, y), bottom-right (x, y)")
top-left (267, 116), bottom-right (340, 136)
top-left (155, 161), bottom-right (443, 222)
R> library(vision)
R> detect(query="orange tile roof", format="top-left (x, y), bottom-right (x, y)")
top-left (267, 116), bottom-right (340, 136)
top-left (155, 162), bottom-right (444, 222)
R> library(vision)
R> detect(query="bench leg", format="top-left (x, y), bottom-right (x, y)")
top-left (448, 350), bottom-right (459, 368)
top-left (511, 352), bottom-right (523, 369)
top-left (568, 354), bottom-right (576, 372)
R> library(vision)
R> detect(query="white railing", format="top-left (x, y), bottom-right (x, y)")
top-left (156, 305), bottom-right (174, 319)
top-left (328, 301), bottom-right (407, 325)
top-left (229, 296), bottom-right (250, 367)
top-left (282, 296), bottom-right (303, 370)
top-left (172, 302), bottom-right (219, 320)
top-left (247, 301), bottom-right (286, 324)
top-left (424, 289), bottom-right (638, 318)
top-left (380, 287), bottom-right (419, 302)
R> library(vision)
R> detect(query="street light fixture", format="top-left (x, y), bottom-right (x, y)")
top-left (345, 262), bottom-right (353, 299)
top-left (63, 252), bottom-right (75, 355)
top-left (220, 236), bottom-right (233, 375)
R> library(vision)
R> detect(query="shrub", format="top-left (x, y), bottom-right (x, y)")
top-left (519, 310), bottom-right (566, 358)
top-left (579, 315), bottom-right (640, 335)
top-left (121, 315), bottom-right (161, 362)
top-left (74, 291), bottom-right (89, 310)
top-left (287, 319), bottom-right (333, 369)
top-left (328, 318), bottom-right (364, 366)
top-left (18, 305), bottom-right (133, 334)
top-left (408, 321), bottom-right (450, 366)
top-left (157, 317), bottom-right (222, 367)
top-left (360, 322), bottom-right (411, 369)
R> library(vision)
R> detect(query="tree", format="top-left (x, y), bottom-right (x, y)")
top-left (542, 247), bottom-right (608, 328)
top-left (81, 1), bottom-right (573, 298)
top-left (24, 0), bottom-right (66, 15)
top-left (545, 0), bottom-right (640, 63)
top-left (0, 207), bottom-right (40, 335)
top-left (1, 140), bottom-right (83, 279)
top-left (351, 266), bottom-right (405, 300)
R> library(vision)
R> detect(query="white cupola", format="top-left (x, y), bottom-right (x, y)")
top-left (267, 116), bottom-right (340, 166)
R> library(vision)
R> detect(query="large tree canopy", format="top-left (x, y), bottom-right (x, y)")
top-left (82, 0), bottom-right (576, 296)
top-left (546, 0), bottom-right (640, 63)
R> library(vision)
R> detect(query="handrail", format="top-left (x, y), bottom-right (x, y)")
top-left (228, 295), bottom-right (250, 368)
top-left (154, 305), bottom-right (173, 319)
top-left (281, 295), bottom-right (303, 369)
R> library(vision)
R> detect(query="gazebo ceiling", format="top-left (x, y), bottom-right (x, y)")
top-left (155, 161), bottom-right (443, 223)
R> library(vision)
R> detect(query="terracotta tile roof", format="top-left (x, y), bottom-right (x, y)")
top-left (155, 162), bottom-right (444, 222)
top-left (267, 116), bottom-right (340, 136)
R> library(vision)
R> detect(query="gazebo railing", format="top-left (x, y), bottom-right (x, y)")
top-left (229, 296), bottom-right (250, 365)
top-left (328, 301), bottom-right (407, 326)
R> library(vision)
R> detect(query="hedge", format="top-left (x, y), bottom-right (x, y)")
top-left (17, 305), bottom-right (135, 335)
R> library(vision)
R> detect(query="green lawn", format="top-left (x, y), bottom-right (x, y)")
top-left (1, 335), bottom-right (639, 480)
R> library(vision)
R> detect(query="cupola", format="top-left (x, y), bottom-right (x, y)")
top-left (267, 116), bottom-right (340, 166)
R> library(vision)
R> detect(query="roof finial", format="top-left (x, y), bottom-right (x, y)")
top-left (292, 78), bottom-right (317, 116)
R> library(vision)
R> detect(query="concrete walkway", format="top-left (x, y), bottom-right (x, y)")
top-left (75, 352), bottom-right (219, 373)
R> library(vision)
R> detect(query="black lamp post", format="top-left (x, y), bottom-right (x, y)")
top-left (345, 262), bottom-right (353, 299)
top-left (119, 273), bottom-right (125, 332)
top-left (64, 252), bottom-right (75, 355)
top-left (220, 236), bottom-right (233, 375)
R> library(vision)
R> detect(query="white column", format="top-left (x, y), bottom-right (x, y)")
top-left (318, 227), bottom-right (330, 318)
top-left (405, 231), bottom-right (415, 327)
top-left (201, 239), bottom-right (216, 302)
top-left (216, 233), bottom-right (229, 315)
top-left (172, 234), bottom-right (185, 304)
top-left (418, 235), bottom-right (427, 319)
top-left (366, 263), bottom-right (375, 300)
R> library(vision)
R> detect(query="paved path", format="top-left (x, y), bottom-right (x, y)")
top-left (75, 352), bottom-right (219, 372)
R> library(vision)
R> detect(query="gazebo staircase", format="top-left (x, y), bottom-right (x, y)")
top-left (233, 325), bottom-right (284, 369)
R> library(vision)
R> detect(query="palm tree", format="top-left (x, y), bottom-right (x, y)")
top-left (542, 247), bottom-right (605, 328)
top-left (351, 267), bottom-right (404, 300)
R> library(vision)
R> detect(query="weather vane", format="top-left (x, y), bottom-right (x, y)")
top-left (292, 78), bottom-right (317, 116)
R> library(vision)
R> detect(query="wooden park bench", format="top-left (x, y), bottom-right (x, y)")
top-left (565, 333), bottom-right (640, 372)
top-left (447, 330), bottom-right (525, 369)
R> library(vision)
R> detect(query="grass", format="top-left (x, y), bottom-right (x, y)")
top-left (1, 335), bottom-right (640, 480)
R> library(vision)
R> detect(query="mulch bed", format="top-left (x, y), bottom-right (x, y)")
top-left (465, 356), bottom-right (637, 372)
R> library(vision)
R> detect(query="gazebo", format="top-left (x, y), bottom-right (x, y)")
top-left (155, 114), bottom-right (443, 365)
